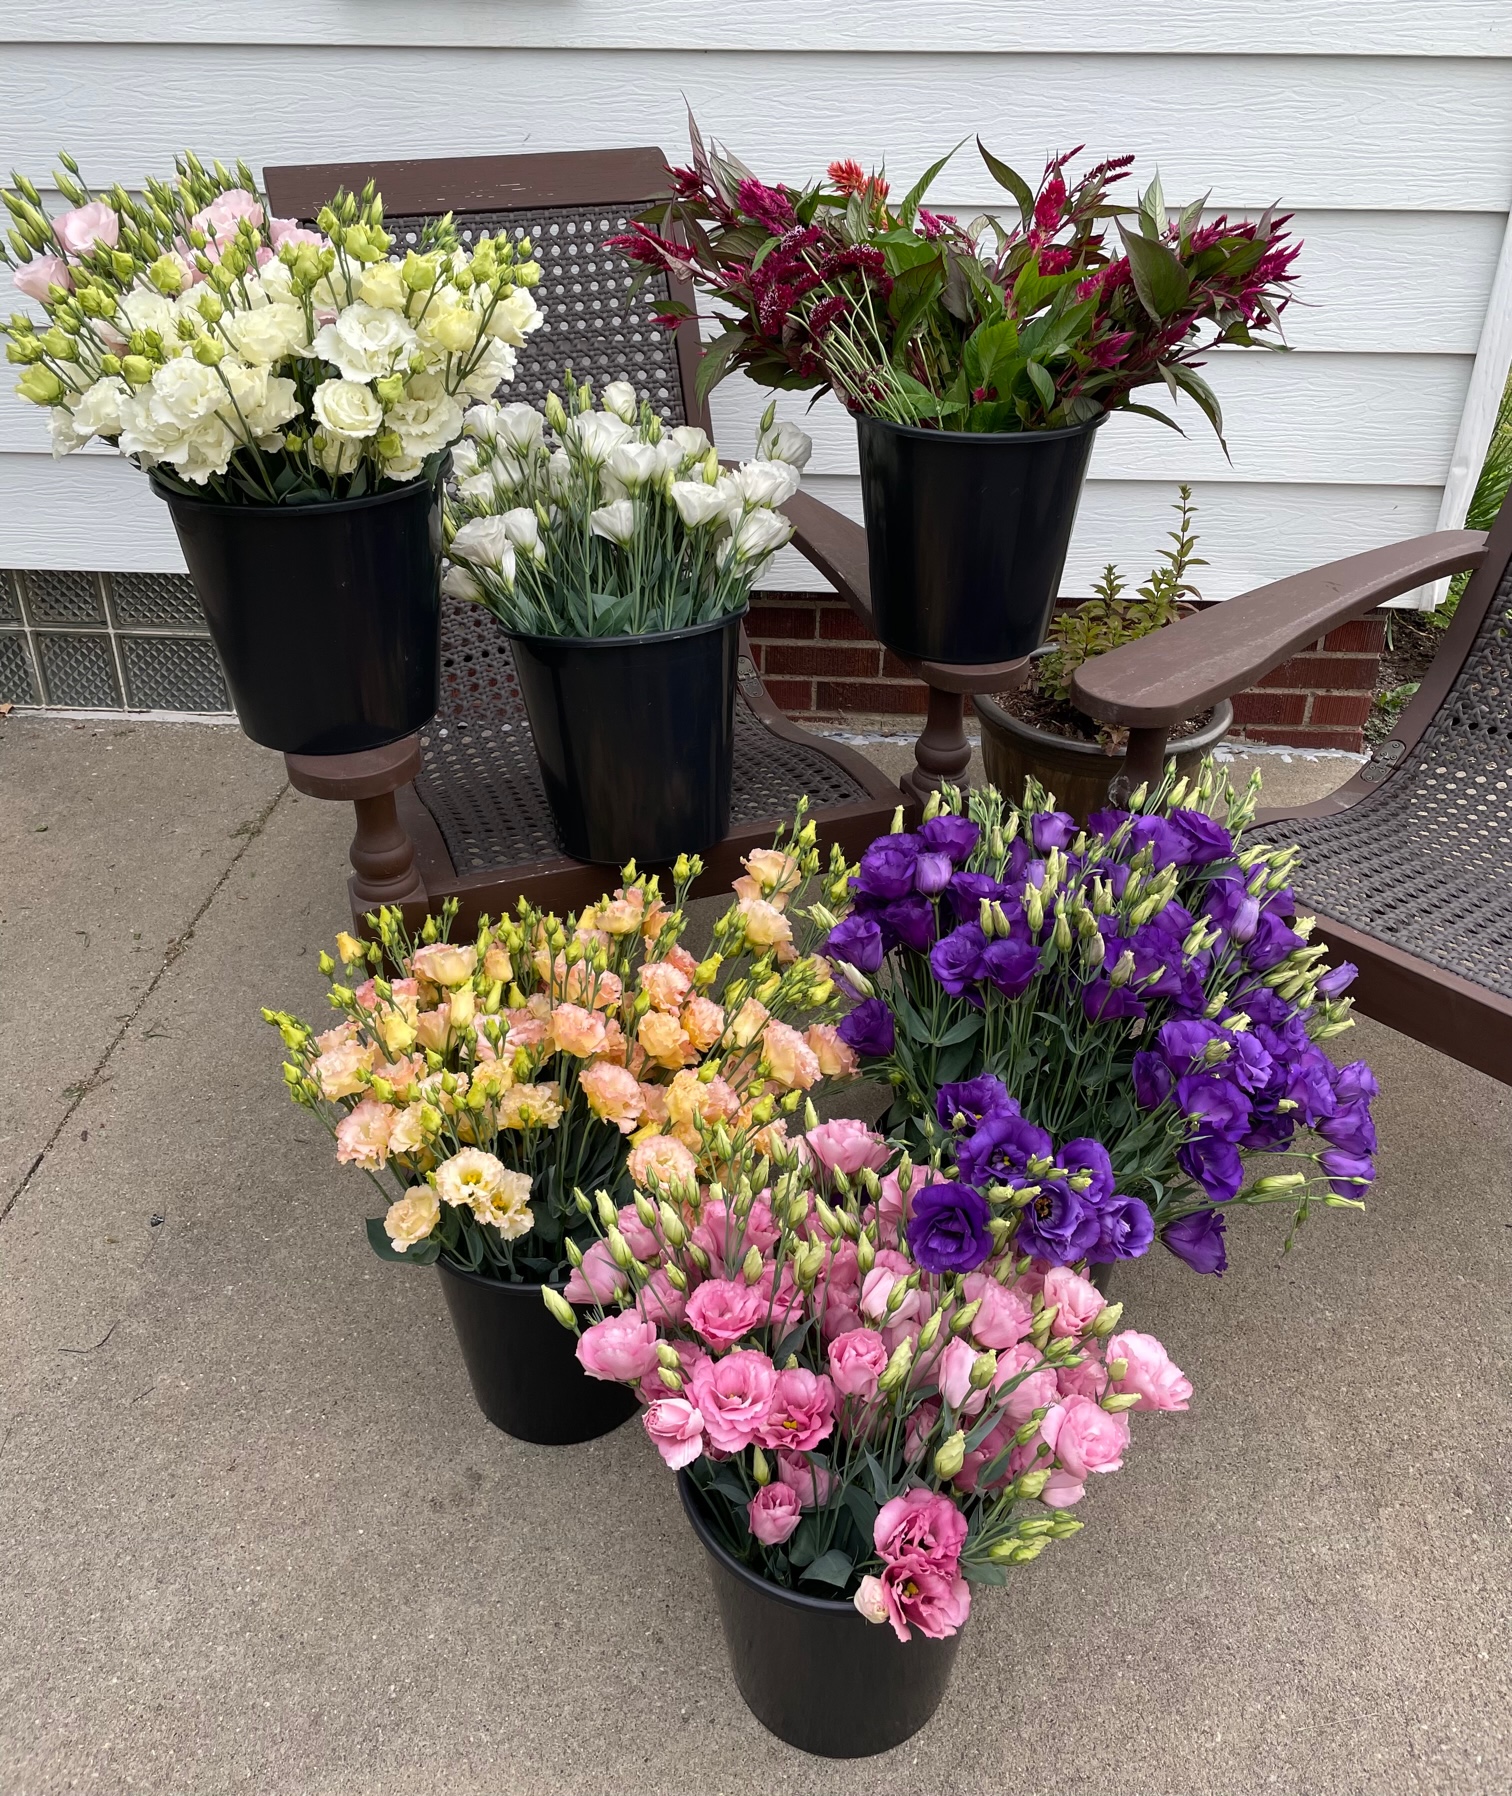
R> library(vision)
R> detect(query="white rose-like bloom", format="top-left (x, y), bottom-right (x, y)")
top-left (450, 438), bottom-right (481, 477)
top-left (666, 424), bottom-right (712, 464)
top-left (456, 469), bottom-right (498, 501)
top-left (258, 257), bottom-right (297, 303)
top-left (464, 400), bottom-right (500, 442)
top-left (225, 303), bottom-right (308, 365)
top-left (167, 415), bottom-right (238, 484)
top-left (69, 376), bottom-right (130, 442)
top-left (731, 458), bottom-right (802, 507)
top-left (50, 406), bottom-right (90, 456)
top-left (386, 390), bottom-right (464, 462)
top-left (589, 498), bottom-right (638, 547)
top-left (442, 563), bottom-right (484, 601)
top-left (546, 447), bottom-right (573, 500)
top-left (312, 377), bottom-right (383, 441)
top-left (732, 507), bottom-right (795, 562)
top-left (313, 432), bottom-right (364, 477)
top-left (570, 411), bottom-right (634, 466)
top-left (449, 515), bottom-right (515, 570)
top-left (605, 441), bottom-right (660, 491)
top-left (485, 288), bottom-right (544, 347)
top-left (756, 418), bottom-right (814, 469)
top-left (670, 479), bottom-right (729, 529)
top-left (150, 358), bottom-right (227, 428)
top-left (471, 1166), bottom-right (534, 1238)
top-left (499, 507), bottom-right (542, 557)
top-left (600, 379), bottom-right (638, 423)
top-left (494, 402), bottom-right (545, 454)
top-left (421, 300), bottom-right (481, 356)
top-left (311, 303), bottom-right (417, 381)
top-left (459, 338), bottom-right (517, 401)
top-left (116, 288), bottom-right (176, 340)
top-left (358, 260), bottom-right (408, 311)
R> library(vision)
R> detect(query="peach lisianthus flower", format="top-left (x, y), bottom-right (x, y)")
top-left (638, 1009), bottom-right (691, 1070)
top-left (314, 1037), bottom-right (377, 1100)
top-left (640, 961), bottom-right (691, 1014)
top-left (471, 1167), bottom-right (535, 1239)
top-left (551, 1002), bottom-right (607, 1057)
top-left (580, 1061), bottom-right (645, 1133)
top-left (384, 1185), bottom-right (440, 1252)
top-left (664, 943), bottom-right (699, 977)
top-left (665, 1069), bottom-right (739, 1134)
top-left (806, 1023), bottom-right (857, 1079)
top-left (435, 1146), bottom-right (510, 1211)
top-left (681, 994), bottom-right (726, 1052)
top-left (387, 1101), bottom-right (430, 1156)
top-left (742, 848), bottom-right (800, 902)
top-left (739, 897), bottom-right (793, 949)
top-left (763, 1020), bottom-right (821, 1090)
top-left (410, 942), bottom-right (478, 987)
top-left (598, 892), bottom-right (645, 935)
top-left (589, 969), bottom-right (624, 1011)
top-left (336, 1096), bottom-right (396, 1168)
top-left (469, 1058), bottom-right (515, 1102)
top-left (638, 1081), bottom-right (671, 1124)
top-left (729, 997), bottom-right (770, 1048)
top-left (414, 1005), bottom-right (450, 1053)
top-left (496, 1082), bottom-right (564, 1129)
top-left (594, 1017), bottom-right (628, 1065)
top-left (628, 1132), bottom-right (699, 1191)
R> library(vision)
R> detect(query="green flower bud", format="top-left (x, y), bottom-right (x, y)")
top-left (16, 364), bottom-right (65, 404)
top-left (933, 1429), bottom-right (966, 1480)
top-left (751, 1446), bottom-right (771, 1486)
top-left (540, 1287), bottom-right (577, 1332)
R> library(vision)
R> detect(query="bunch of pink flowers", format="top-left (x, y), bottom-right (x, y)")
top-left (556, 1115), bottom-right (1191, 1640)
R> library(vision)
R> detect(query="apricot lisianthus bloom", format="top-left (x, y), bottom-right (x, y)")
top-left (387, 1101), bottom-right (429, 1156)
top-left (640, 960), bottom-right (691, 1014)
top-left (580, 1061), bottom-right (645, 1133)
top-left (469, 1166), bottom-right (535, 1238)
top-left (628, 1132), bottom-right (699, 1191)
top-left (729, 997), bottom-right (770, 1048)
top-left (681, 994), bottom-right (726, 1052)
top-left (638, 1009), bottom-right (691, 1069)
top-left (468, 1058), bottom-right (515, 1102)
top-left (806, 1022), bottom-right (857, 1078)
top-left (743, 847), bottom-right (800, 901)
top-left (739, 896), bottom-right (793, 949)
top-left (763, 1019), bottom-right (820, 1090)
top-left (502, 1007), bottom-right (549, 1050)
top-left (598, 891), bottom-right (645, 935)
top-left (383, 1185), bottom-right (440, 1252)
top-left (435, 1146), bottom-right (512, 1211)
top-left (482, 942), bottom-right (512, 983)
top-left (313, 1036), bottom-right (376, 1099)
top-left (664, 943), bottom-right (698, 978)
top-left (414, 1005), bottom-right (450, 1053)
top-left (665, 1069), bottom-right (739, 1135)
top-left (551, 1002), bottom-right (607, 1057)
top-left (336, 1096), bottom-right (396, 1168)
top-left (496, 1082), bottom-right (564, 1129)
top-left (410, 941), bottom-right (477, 987)
top-left (638, 1081), bottom-right (671, 1124)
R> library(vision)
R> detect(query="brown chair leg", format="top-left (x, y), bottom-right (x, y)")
top-left (284, 734), bottom-right (428, 923)
top-left (900, 683), bottom-right (974, 808)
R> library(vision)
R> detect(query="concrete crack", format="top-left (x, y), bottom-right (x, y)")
top-left (1, 779), bottom-right (290, 1224)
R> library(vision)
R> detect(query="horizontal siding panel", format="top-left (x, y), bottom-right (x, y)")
top-left (6, 1), bottom-right (1509, 55)
top-left (3, 48), bottom-right (1511, 210)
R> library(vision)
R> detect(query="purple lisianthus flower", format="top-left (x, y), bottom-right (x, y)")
top-left (936, 1074), bottom-right (1017, 1131)
top-left (930, 923), bottom-right (988, 997)
top-left (1247, 910), bottom-right (1306, 972)
top-left (1285, 1047), bottom-right (1338, 1126)
top-left (979, 934), bottom-right (1039, 998)
top-left (875, 893), bottom-right (936, 954)
top-left (1203, 869), bottom-right (1261, 944)
top-left (1176, 1073), bottom-right (1253, 1143)
top-left (1031, 810), bottom-right (1078, 852)
top-left (1319, 1147), bottom-right (1375, 1196)
top-left (920, 813), bottom-right (981, 862)
top-left (854, 833), bottom-right (921, 901)
top-left (1167, 807), bottom-right (1234, 867)
top-left (1090, 1191), bottom-right (1155, 1262)
top-left (906, 1182), bottom-right (994, 1274)
top-left (837, 997), bottom-right (895, 1057)
top-left (824, 912), bottom-right (884, 974)
top-left (1319, 1100), bottom-right (1377, 1157)
top-left (1061, 1137), bottom-right (1115, 1204)
top-left (945, 870), bottom-right (1011, 924)
top-left (1015, 1178), bottom-right (1102, 1264)
top-left (1085, 807), bottom-right (1131, 845)
top-left (1082, 979), bottom-right (1148, 1023)
top-left (1241, 1097), bottom-right (1296, 1153)
top-left (1316, 960), bottom-right (1359, 997)
top-left (1177, 1136), bottom-right (1245, 1202)
top-left (955, 1111), bottom-right (1054, 1188)
top-left (1161, 1208), bottom-right (1228, 1274)
top-left (1332, 1059), bottom-right (1380, 1106)
top-left (1125, 814), bottom-right (1184, 869)
top-left (1157, 1018), bottom-right (1224, 1074)
top-left (1132, 1048), bottom-right (1173, 1109)
top-left (914, 851), bottom-right (954, 897)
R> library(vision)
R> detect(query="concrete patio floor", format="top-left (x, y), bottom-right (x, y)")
top-left (1, 713), bottom-right (1507, 1796)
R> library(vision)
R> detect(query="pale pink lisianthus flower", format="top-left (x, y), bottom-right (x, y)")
top-left (551, 1002), bottom-right (606, 1058)
top-left (635, 1267), bottom-right (688, 1328)
top-left (335, 1095), bottom-right (395, 1168)
top-left (576, 1311), bottom-right (661, 1382)
top-left (53, 201), bottom-right (119, 259)
top-left (579, 1060), bottom-right (643, 1133)
top-left (775, 1449), bottom-right (836, 1509)
top-left (991, 1342), bottom-right (1060, 1426)
top-left (13, 254), bottom-right (72, 300)
top-left (875, 1162), bottom-right (930, 1234)
top-left (747, 1481), bottom-right (803, 1545)
top-left (639, 960), bottom-right (691, 1014)
top-left (936, 1335), bottom-right (985, 1413)
top-left (627, 1132), bottom-right (696, 1191)
top-left (642, 1397), bottom-right (705, 1470)
top-left (614, 1203), bottom-right (660, 1263)
top-left (853, 1575), bottom-right (889, 1625)
top-left (762, 1020), bottom-right (819, 1090)
top-left (562, 1239), bottom-right (627, 1305)
top-left (689, 1349), bottom-right (777, 1453)
top-left (269, 216), bottom-right (323, 250)
top-left (1056, 1348), bottom-right (1109, 1401)
top-left (685, 1277), bottom-right (769, 1350)
top-left (1043, 1265), bottom-right (1106, 1339)
top-left (758, 1368), bottom-right (837, 1452)
top-left (803, 1116), bottom-right (889, 1177)
top-left (1106, 1329), bottom-right (1192, 1411)
top-left (637, 1337), bottom-right (707, 1405)
top-left (191, 188), bottom-right (265, 240)
top-left (1040, 1392), bottom-right (1130, 1480)
top-left (827, 1327), bottom-right (888, 1399)
top-left (960, 1271), bottom-right (1033, 1349)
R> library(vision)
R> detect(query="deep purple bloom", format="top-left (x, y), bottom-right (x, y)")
top-left (1319, 1100), bottom-right (1377, 1157)
top-left (1132, 1048), bottom-right (1173, 1109)
top-left (979, 934), bottom-right (1039, 998)
top-left (1224, 1030), bottom-right (1276, 1093)
top-left (875, 893), bottom-right (936, 954)
top-left (824, 912), bottom-right (884, 973)
top-left (854, 833), bottom-right (921, 901)
top-left (1319, 1147), bottom-right (1375, 1196)
top-left (1203, 869), bottom-right (1260, 944)
top-left (930, 923), bottom-right (988, 996)
top-left (1031, 810), bottom-right (1078, 852)
top-left (1316, 960), bottom-right (1359, 997)
top-left (1161, 1208), bottom-right (1228, 1274)
top-left (1061, 1137), bottom-right (1116, 1203)
top-left (1157, 1019), bottom-right (1224, 1074)
top-left (1241, 1097), bottom-right (1296, 1153)
top-left (906, 1182), bottom-right (994, 1273)
top-left (1285, 1048), bottom-right (1338, 1126)
top-left (1332, 1059), bottom-right (1380, 1106)
top-left (1124, 815), bottom-right (1184, 869)
top-left (1176, 1073), bottom-right (1252, 1143)
top-left (1085, 807), bottom-right (1131, 844)
top-left (1082, 979), bottom-right (1148, 1024)
top-left (837, 997), bottom-right (895, 1057)
top-left (1168, 808), bottom-right (1234, 867)
top-left (955, 1111), bottom-right (1054, 1188)
top-left (936, 1075), bottom-right (1017, 1131)
top-left (1090, 1191), bottom-right (1155, 1262)
top-left (1014, 1179), bottom-right (1102, 1264)
top-left (946, 870), bottom-right (1011, 924)
top-left (1177, 1136), bottom-right (1245, 1202)
top-left (920, 814), bottom-right (980, 861)
top-left (1247, 910), bottom-right (1306, 972)
top-left (914, 851), bottom-right (954, 897)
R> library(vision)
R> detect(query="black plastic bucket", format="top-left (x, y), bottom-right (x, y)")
top-left (857, 413), bottom-right (1102, 664)
top-left (153, 473), bottom-right (443, 755)
top-left (436, 1261), bottom-right (638, 1445)
top-left (678, 1473), bottom-right (964, 1757)
top-left (507, 609), bottom-right (743, 864)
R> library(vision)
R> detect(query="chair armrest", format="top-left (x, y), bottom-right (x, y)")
top-left (783, 487), bottom-right (875, 630)
top-left (1071, 529), bottom-right (1488, 728)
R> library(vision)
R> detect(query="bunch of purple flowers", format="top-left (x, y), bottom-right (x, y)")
top-left (822, 768), bottom-right (1378, 1275)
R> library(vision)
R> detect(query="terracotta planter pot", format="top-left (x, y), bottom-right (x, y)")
top-left (975, 692), bottom-right (1233, 821)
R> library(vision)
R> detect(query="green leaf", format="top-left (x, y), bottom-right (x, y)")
top-left (710, 1470), bottom-right (750, 1507)
top-left (365, 1216), bottom-right (424, 1264)
top-left (899, 140), bottom-right (966, 227)
top-left (1025, 358), bottom-right (1056, 411)
top-left (1120, 399), bottom-right (1187, 435)
top-left (1116, 221), bottom-right (1192, 321)
top-left (1167, 362), bottom-right (1228, 456)
top-left (977, 139), bottom-right (1035, 226)
top-left (1138, 173), bottom-right (1168, 239)
top-left (788, 1515), bottom-right (822, 1568)
top-left (967, 317), bottom-right (1020, 391)
top-left (694, 327), bottom-right (746, 404)
top-left (842, 1483), bottom-right (879, 1539)
top-left (800, 1548), bottom-right (856, 1589)
top-left (961, 1560), bottom-right (1009, 1586)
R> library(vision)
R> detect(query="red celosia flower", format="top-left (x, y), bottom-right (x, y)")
top-left (828, 158), bottom-right (868, 194)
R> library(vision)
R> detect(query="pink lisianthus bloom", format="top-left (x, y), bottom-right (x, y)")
top-left (636, 1336), bottom-right (708, 1405)
top-left (636, 1267), bottom-right (688, 1328)
top-left (953, 1418), bottom-right (1014, 1494)
top-left (875, 1161), bottom-right (930, 1235)
top-left (861, 1262), bottom-right (928, 1329)
top-left (936, 1335), bottom-right (985, 1415)
top-left (805, 1022), bottom-right (857, 1079)
top-left (762, 1019), bottom-right (820, 1090)
top-left (627, 1132), bottom-right (697, 1191)
top-left (758, 1368), bottom-right (837, 1452)
top-left (961, 1271), bottom-right (1034, 1349)
top-left (576, 1311), bottom-right (662, 1383)
top-left (1040, 1393), bottom-right (1130, 1480)
top-left (639, 960), bottom-right (691, 1014)
top-left (1106, 1329), bottom-right (1192, 1411)
top-left (747, 1480), bottom-right (803, 1545)
top-left (776, 1449), bottom-right (836, 1509)
top-left (876, 1551), bottom-right (972, 1642)
top-left (904, 1395), bottom-right (940, 1462)
top-left (551, 1002), bottom-right (607, 1058)
top-left (192, 188), bottom-right (265, 241)
top-left (579, 1060), bottom-right (644, 1133)
top-left (1041, 1468), bottom-right (1088, 1509)
top-left (874, 1487), bottom-right (969, 1568)
top-left (992, 1342), bottom-right (1060, 1426)
top-left (1043, 1266), bottom-right (1105, 1339)
top-left (690, 1349), bottom-right (778, 1453)
top-left (334, 1095), bottom-right (395, 1168)
top-left (762, 1263), bottom-right (805, 1334)
top-left (827, 1327), bottom-right (889, 1399)
top-left (685, 1277), bottom-right (769, 1349)
top-left (563, 1239), bottom-right (628, 1305)
top-left (820, 1296), bottom-right (863, 1345)
top-left (1056, 1347), bottom-right (1109, 1401)
top-left (269, 216), bottom-right (323, 250)
top-left (13, 254), bottom-right (72, 300)
top-left (803, 1117), bottom-right (889, 1177)
top-left (53, 201), bottom-right (119, 259)
top-left (614, 1203), bottom-right (660, 1263)
top-left (642, 1397), bottom-right (705, 1470)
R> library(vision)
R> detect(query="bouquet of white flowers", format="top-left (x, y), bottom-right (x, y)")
top-left (442, 378), bottom-right (811, 637)
top-left (1, 151), bottom-right (545, 502)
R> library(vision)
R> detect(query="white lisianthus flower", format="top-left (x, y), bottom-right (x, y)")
top-left (312, 377), bottom-right (383, 441)
top-left (546, 448), bottom-right (573, 500)
top-left (450, 439), bottom-right (481, 476)
top-left (115, 288), bottom-right (176, 339)
top-left (605, 441), bottom-right (660, 491)
top-left (49, 405), bottom-right (90, 456)
top-left (458, 338), bottom-right (517, 400)
top-left (494, 402), bottom-right (545, 454)
top-left (385, 390), bottom-right (464, 462)
top-left (570, 411), bottom-right (634, 466)
top-left (484, 288), bottom-right (545, 347)
top-left (499, 507), bottom-right (543, 558)
top-left (311, 303), bottom-right (417, 380)
top-left (450, 515), bottom-right (515, 570)
top-left (166, 415), bottom-right (238, 484)
top-left (68, 376), bottom-right (129, 442)
top-left (422, 302), bottom-right (481, 356)
top-left (258, 258), bottom-right (297, 303)
top-left (224, 303), bottom-right (308, 365)
top-left (312, 432), bottom-right (364, 477)
top-left (670, 480), bottom-right (729, 528)
top-left (757, 418), bottom-right (814, 469)
top-left (731, 459), bottom-right (802, 507)
top-left (732, 507), bottom-right (794, 561)
top-left (600, 379), bottom-right (638, 423)
top-left (463, 400), bottom-right (500, 442)
top-left (442, 562), bottom-right (484, 601)
top-left (589, 498), bottom-right (638, 547)
top-left (358, 260), bottom-right (407, 311)
top-left (666, 424), bottom-right (712, 464)
top-left (456, 470), bottom-right (499, 501)
top-left (151, 358), bottom-right (227, 428)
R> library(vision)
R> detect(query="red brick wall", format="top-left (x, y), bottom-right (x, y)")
top-left (747, 595), bottom-right (1384, 751)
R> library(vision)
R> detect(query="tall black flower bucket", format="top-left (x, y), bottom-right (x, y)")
top-left (153, 473), bottom-right (444, 755)
top-left (679, 1474), bottom-right (964, 1757)
top-left (857, 413), bottom-right (1102, 664)
top-left (506, 608), bottom-right (744, 865)
top-left (436, 1262), bottom-right (637, 1446)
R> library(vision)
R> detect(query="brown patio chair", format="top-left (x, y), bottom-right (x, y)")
top-left (264, 149), bottom-right (1012, 929)
top-left (1065, 491), bottom-right (1511, 1083)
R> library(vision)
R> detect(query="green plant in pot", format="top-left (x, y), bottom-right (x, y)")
top-left (442, 376), bottom-right (811, 864)
top-left (975, 487), bottom-right (1231, 819)
top-left (612, 126), bottom-right (1300, 666)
